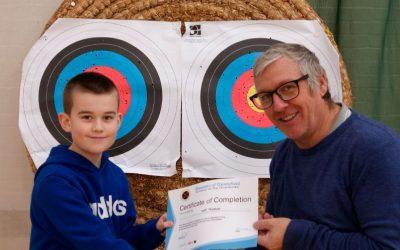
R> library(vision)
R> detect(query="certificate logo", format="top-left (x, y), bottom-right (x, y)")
top-left (181, 190), bottom-right (190, 200)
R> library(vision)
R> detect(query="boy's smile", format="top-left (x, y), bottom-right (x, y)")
top-left (58, 89), bottom-right (121, 167)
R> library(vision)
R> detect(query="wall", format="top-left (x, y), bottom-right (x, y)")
top-left (0, 0), bottom-right (62, 249)
top-left (309, 0), bottom-right (400, 132)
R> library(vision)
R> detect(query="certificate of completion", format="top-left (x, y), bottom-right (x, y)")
top-left (166, 178), bottom-right (258, 250)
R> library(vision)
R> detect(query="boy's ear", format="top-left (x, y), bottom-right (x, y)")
top-left (58, 112), bottom-right (71, 132)
top-left (117, 113), bottom-right (122, 127)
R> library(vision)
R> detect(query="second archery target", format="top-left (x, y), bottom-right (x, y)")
top-left (19, 19), bottom-right (180, 176)
top-left (201, 38), bottom-right (285, 159)
top-left (182, 21), bottom-right (341, 177)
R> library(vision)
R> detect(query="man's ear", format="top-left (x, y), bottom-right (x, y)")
top-left (58, 112), bottom-right (71, 132)
top-left (319, 73), bottom-right (329, 97)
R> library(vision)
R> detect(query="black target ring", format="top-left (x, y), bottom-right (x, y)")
top-left (39, 37), bottom-right (162, 157)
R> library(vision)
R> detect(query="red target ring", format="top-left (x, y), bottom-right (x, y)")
top-left (85, 66), bottom-right (131, 116)
top-left (231, 69), bottom-right (272, 128)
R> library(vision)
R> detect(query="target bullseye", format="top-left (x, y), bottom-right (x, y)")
top-left (246, 85), bottom-right (262, 113)
top-left (231, 69), bottom-right (272, 128)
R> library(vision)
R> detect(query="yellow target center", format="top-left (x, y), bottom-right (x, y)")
top-left (247, 85), bottom-right (264, 113)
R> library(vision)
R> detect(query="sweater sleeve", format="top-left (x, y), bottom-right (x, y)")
top-left (266, 156), bottom-right (276, 214)
top-left (34, 175), bottom-right (134, 250)
top-left (283, 139), bottom-right (400, 249)
top-left (266, 141), bottom-right (284, 215)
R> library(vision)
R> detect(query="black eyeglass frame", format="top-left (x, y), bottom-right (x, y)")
top-left (250, 74), bottom-right (309, 110)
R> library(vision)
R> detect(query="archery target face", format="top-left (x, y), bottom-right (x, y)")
top-left (182, 21), bottom-right (341, 177)
top-left (20, 19), bottom-right (180, 174)
top-left (39, 37), bottom-right (162, 156)
top-left (201, 38), bottom-right (286, 159)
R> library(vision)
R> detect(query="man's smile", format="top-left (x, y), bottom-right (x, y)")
top-left (278, 111), bottom-right (299, 122)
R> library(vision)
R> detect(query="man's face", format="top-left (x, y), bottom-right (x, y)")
top-left (59, 89), bottom-right (121, 164)
top-left (254, 56), bottom-right (328, 147)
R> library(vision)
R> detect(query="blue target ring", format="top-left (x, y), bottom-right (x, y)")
top-left (53, 50), bottom-right (147, 139)
top-left (216, 52), bottom-right (285, 144)
top-left (39, 37), bottom-right (162, 156)
top-left (201, 38), bottom-right (284, 159)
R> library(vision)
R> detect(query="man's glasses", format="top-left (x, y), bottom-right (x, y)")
top-left (250, 74), bottom-right (309, 110)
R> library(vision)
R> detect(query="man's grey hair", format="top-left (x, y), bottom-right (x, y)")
top-left (253, 43), bottom-right (328, 95)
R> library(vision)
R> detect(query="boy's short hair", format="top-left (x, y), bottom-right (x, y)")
top-left (63, 72), bottom-right (118, 114)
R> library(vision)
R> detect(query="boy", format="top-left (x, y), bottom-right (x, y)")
top-left (30, 72), bottom-right (172, 249)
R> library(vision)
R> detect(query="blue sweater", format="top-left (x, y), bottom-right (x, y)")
top-left (30, 145), bottom-right (164, 250)
top-left (267, 112), bottom-right (400, 249)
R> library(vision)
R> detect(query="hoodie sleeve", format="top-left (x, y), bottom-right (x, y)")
top-left (120, 217), bottom-right (164, 250)
top-left (33, 175), bottom-right (134, 250)
top-left (118, 174), bottom-right (164, 249)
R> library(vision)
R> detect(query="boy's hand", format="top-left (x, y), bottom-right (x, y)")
top-left (156, 213), bottom-right (173, 235)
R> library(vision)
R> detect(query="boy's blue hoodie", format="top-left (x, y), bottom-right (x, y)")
top-left (30, 145), bottom-right (163, 250)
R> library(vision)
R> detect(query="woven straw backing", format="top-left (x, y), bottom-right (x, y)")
top-left (38, 0), bottom-right (352, 226)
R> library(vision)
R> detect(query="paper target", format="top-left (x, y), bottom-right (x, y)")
top-left (201, 38), bottom-right (286, 159)
top-left (39, 37), bottom-right (162, 156)
top-left (182, 21), bottom-right (341, 177)
top-left (20, 19), bottom-right (180, 176)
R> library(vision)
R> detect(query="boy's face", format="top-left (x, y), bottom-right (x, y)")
top-left (58, 89), bottom-right (121, 165)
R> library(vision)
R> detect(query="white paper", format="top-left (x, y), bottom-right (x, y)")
top-left (166, 178), bottom-right (258, 250)
top-left (19, 18), bottom-right (181, 176)
top-left (182, 20), bottom-right (341, 177)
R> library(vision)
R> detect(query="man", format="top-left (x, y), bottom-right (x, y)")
top-left (251, 43), bottom-right (400, 249)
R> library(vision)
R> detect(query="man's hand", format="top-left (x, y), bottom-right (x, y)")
top-left (254, 214), bottom-right (290, 250)
top-left (156, 213), bottom-right (173, 235)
